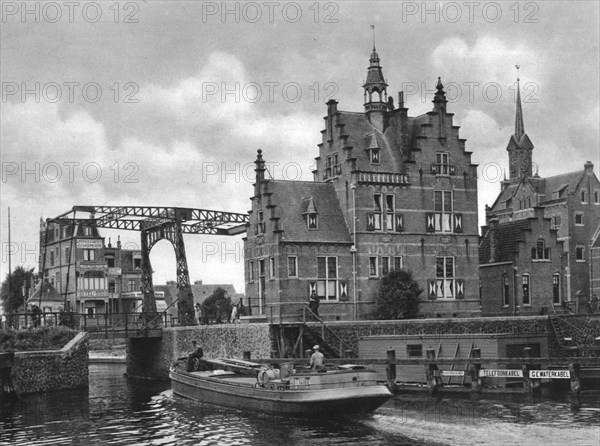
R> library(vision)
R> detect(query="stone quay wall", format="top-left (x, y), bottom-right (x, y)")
top-left (127, 323), bottom-right (273, 380)
top-left (12, 332), bottom-right (89, 394)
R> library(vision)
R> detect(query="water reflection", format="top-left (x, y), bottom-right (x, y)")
top-left (1, 364), bottom-right (598, 446)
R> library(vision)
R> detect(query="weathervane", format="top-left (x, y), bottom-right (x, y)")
top-left (371, 24), bottom-right (375, 49)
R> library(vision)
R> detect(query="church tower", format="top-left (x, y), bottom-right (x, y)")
top-left (506, 67), bottom-right (534, 180)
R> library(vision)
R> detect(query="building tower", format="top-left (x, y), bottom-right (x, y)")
top-left (507, 67), bottom-right (534, 180)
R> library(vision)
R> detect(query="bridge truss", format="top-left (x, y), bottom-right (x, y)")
top-left (46, 205), bottom-right (249, 328)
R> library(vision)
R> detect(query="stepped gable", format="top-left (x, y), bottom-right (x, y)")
top-left (267, 180), bottom-right (351, 243)
top-left (479, 219), bottom-right (531, 263)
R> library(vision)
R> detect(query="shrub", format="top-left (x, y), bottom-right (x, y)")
top-left (374, 270), bottom-right (423, 320)
top-left (0, 326), bottom-right (77, 351)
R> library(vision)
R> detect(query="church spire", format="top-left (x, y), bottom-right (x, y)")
top-left (514, 65), bottom-right (524, 140)
top-left (506, 65), bottom-right (534, 181)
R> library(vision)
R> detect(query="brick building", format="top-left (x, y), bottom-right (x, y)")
top-left (38, 218), bottom-right (143, 316)
top-left (479, 209), bottom-right (565, 316)
top-left (244, 47), bottom-right (480, 321)
top-left (482, 76), bottom-right (600, 313)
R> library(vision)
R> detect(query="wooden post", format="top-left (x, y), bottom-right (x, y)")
top-left (0, 351), bottom-right (17, 400)
top-left (470, 348), bottom-right (482, 392)
top-left (243, 351), bottom-right (251, 361)
top-left (522, 347), bottom-right (533, 393)
top-left (569, 363), bottom-right (581, 397)
top-left (386, 349), bottom-right (398, 393)
top-left (425, 349), bottom-right (441, 394)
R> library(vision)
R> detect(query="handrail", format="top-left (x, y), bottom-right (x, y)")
top-left (138, 298), bottom-right (180, 333)
top-left (301, 306), bottom-right (357, 357)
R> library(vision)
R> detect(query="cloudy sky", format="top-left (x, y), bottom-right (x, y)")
top-left (1, 1), bottom-right (599, 293)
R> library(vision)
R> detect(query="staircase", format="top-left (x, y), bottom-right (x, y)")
top-left (298, 306), bottom-right (357, 358)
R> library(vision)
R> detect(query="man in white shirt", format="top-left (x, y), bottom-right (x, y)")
top-left (309, 345), bottom-right (324, 370)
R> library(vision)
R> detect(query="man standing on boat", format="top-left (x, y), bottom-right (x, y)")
top-left (309, 345), bottom-right (324, 371)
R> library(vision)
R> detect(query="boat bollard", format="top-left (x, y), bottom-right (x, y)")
top-left (569, 363), bottom-right (581, 397)
top-left (469, 348), bottom-right (482, 393)
top-left (386, 349), bottom-right (398, 393)
top-left (425, 349), bottom-right (441, 394)
top-left (521, 347), bottom-right (534, 394)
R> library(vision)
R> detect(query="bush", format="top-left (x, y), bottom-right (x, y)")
top-left (0, 326), bottom-right (77, 351)
top-left (374, 270), bottom-right (423, 320)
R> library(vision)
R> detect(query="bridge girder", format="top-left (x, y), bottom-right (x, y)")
top-left (46, 205), bottom-right (249, 328)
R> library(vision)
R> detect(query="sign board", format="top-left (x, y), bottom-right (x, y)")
top-left (77, 239), bottom-right (103, 249)
top-left (78, 264), bottom-right (107, 271)
top-left (108, 267), bottom-right (122, 276)
top-left (441, 370), bottom-right (464, 377)
top-left (529, 370), bottom-right (571, 379)
top-left (479, 369), bottom-right (523, 378)
top-left (80, 290), bottom-right (108, 298)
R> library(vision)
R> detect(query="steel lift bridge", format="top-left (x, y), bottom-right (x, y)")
top-left (47, 206), bottom-right (248, 333)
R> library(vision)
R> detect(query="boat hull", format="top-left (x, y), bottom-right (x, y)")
top-left (170, 368), bottom-right (392, 416)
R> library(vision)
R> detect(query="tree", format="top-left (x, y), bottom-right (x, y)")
top-left (202, 287), bottom-right (232, 323)
top-left (1, 266), bottom-right (35, 314)
top-left (374, 270), bottom-right (423, 320)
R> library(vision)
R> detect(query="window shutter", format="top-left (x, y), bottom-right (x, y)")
top-left (339, 281), bottom-right (348, 301)
top-left (453, 213), bottom-right (463, 233)
top-left (428, 280), bottom-right (437, 300)
top-left (367, 213), bottom-right (375, 231)
top-left (455, 279), bottom-right (465, 299)
top-left (430, 163), bottom-right (437, 174)
top-left (395, 214), bottom-right (404, 232)
top-left (426, 213), bottom-right (436, 232)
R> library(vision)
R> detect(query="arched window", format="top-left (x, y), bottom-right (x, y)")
top-left (552, 274), bottom-right (560, 305)
top-left (502, 274), bottom-right (510, 307)
top-left (522, 274), bottom-right (531, 306)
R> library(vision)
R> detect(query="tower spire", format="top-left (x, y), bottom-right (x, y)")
top-left (514, 65), bottom-right (524, 140)
top-left (363, 28), bottom-right (388, 112)
top-left (371, 24), bottom-right (376, 50)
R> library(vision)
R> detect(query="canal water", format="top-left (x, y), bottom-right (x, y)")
top-left (1, 364), bottom-right (598, 445)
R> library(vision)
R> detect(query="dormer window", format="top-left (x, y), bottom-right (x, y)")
top-left (304, 197), bottom-right (318, 229)
top-left (369, 148), bottom-right (380, 164)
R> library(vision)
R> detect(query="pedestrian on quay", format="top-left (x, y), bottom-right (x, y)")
top-left (309, 290), bottom-right (319, 317)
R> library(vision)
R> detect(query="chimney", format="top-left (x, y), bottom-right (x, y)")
top-left (488, 217), bottom-right (500, 263)
top-left (584, 161), bottom-right (594, 176)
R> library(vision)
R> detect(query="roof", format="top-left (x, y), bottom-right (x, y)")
top-left (265, 180), bottom-right (352, 243)
top-left (479, 219), bottom-right (531, 263)
top-left (539, 171), bottom-right (584, 198)
top-left (29, 281), bottom-right (63, 303)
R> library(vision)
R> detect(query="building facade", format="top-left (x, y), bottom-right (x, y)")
top-left (38, 218), bottom-right (143, 316)
top-left (479, 209), bottom-right (565, 316)
top-left (244, 47), bottom-right (481, 321)
top-left (482, 77), bottom-right (600, 314)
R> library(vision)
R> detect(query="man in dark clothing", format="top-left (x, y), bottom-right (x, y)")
top-left (187, 340), bottom-right (204, 372)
